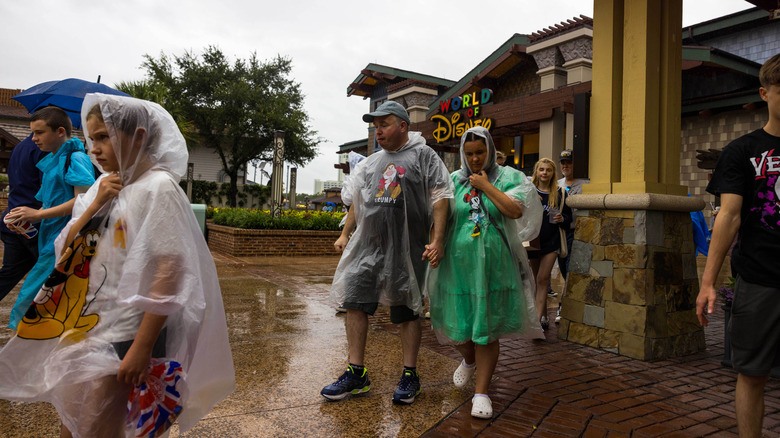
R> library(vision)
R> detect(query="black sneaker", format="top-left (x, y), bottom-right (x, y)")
top-left (321, 365), bottom-right (371, 401)
top-left (540, 316), bottom-right (549, 331)
top-left (392, 369), bottom-right (421, 405)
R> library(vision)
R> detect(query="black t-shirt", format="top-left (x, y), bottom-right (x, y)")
top-left (528, 187), bottom-right (572, 255)
top-left (707, 128), bottom-right (780, 287)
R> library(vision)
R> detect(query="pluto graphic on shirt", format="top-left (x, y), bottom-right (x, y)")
top-left (16, 217), bottom-right (105, 340)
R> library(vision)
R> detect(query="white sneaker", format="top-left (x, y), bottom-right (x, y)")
top-left (453, 361), bottom-right (476, 389)
top-left (471, 395), bottom-right (493, 419)
top-left (555, 305), bottom-right (561, 324)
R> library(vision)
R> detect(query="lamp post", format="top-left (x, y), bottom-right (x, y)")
top-left (271, 130), bottom-right (285, 218)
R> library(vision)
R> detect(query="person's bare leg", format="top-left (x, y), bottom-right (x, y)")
top-left (475, 341), bottom-right (499, 395)
top-left (455, 341), bottom-right (476, 365)
top-left (58, 375), bottom-right (132, 437)
top-left (529, 258), bottom-right (540, 278)
top-left (530, 258), bottom-right (541, 319)
top-left (535, 253), bottom-right (557, 321)
top-left (399, 318), bottom-right (422, 368)
top-left (736, 373), bottom-right (769, 437)
top-left (346, 309), bottom-right (369, 365)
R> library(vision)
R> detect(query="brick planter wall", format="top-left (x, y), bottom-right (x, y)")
top-left (207, 223), bottom-right (341, 256)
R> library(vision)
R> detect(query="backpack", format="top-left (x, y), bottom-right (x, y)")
top-left (64, 149), bottom-right (101, 180)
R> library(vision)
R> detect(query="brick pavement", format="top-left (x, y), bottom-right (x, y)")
top-left (411, 308), bottom-right (780, 438)
top-left (215, 253), bottom-right (779, 437)
top-left (372, 299), bottom-right (778, 437)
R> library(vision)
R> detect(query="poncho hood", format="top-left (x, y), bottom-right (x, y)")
top-left (81, 93), bottom-right (188, 184)
top-left (454, 126), bottom-right (500, 185)
top-left (386, 131), bottom-right (426, 154)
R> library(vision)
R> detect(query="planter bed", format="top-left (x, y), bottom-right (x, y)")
top-left (207, 223), bottom-right (341, 257)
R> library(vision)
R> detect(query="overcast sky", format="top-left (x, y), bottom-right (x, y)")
top-left (2, 1), bottom-right (753, 193)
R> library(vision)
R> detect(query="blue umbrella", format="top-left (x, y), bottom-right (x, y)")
top-left (12, 78), bottom-right (129, 129)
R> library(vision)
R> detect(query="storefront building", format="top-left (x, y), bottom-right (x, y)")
top-left (338, 7), bottom-right (776, 213)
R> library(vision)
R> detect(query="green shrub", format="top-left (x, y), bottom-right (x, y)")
top-left (210, 208), bottom-right (345, 231)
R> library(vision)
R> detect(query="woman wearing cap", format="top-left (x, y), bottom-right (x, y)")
top-left (426, 126), bottom-right (543, 419)
top-left (528, 158), bottom-right (572, 331)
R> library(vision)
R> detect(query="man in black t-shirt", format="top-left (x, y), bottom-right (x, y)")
top-left (697, 53), bottom-right (780, 437)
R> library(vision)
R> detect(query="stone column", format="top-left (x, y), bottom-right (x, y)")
top-left (560, 0), bottom-right (706, 361)
top-left (539, 110), bottom-right (566, 161)
top-left (530, 46), bottom-right (567, 161)
top-left (560, 194), bottom-right (705, 360)
top-left (561, 34), bottom-right (592, 151)
top-left (560, 36), bottom-right (593, 85)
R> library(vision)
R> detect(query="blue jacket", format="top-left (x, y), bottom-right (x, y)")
top-left (34, 137), bottom-right (95, 255)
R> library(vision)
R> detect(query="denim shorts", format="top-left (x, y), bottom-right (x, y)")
top-left (730, 277), bottom-right (780, 376)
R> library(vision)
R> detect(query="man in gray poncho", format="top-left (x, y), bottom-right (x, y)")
top-left (321, 101), bottom-right (452, 405)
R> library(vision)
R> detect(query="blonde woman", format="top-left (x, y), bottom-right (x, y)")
top-left (528, 158), bottom-right (572, 331)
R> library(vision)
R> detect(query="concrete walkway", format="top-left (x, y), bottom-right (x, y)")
top-left (1, 251), bottom-right (779, 437)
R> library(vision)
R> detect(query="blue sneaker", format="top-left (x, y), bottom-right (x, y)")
top-left (321, 365), bottom-right (371, 401)
top-left (392, 369), bottom-right (421, 405)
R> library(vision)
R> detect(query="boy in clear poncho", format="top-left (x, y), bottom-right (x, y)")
top-left (322, 101), bottom-right (453, 405)
top-left (426, 126), bottom-right (544, 419)
top-left (0, 93), bottom-right (235, 437)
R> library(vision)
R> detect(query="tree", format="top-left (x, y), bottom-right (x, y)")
top-left (296, 192), bottom-right (318, 202)
top-left (140, 46), bottom-right (321, 207)
top-left (114, 79), bottom-right (196, 144)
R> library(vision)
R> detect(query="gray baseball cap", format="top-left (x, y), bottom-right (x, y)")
top-left (362, 101), bottom-right (410, 125)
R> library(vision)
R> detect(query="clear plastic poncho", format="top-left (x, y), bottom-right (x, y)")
top-left (331, 132), bottom-right (453, 314)
top-left (0, 93), bottom-right (235, 437)
top-left (426, 126), bottom-right (544, 342)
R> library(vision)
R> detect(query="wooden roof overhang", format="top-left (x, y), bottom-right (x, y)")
top-left (414, 81), bottom-right (591, 150)
top-left (347, 64), bottom-right (455, 98)
top-left (427, 34), bottom-right (532, 117)
top-left (681, 46), bottom-right (763, 115)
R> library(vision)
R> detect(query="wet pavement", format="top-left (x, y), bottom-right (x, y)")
top-left (1, 250), bottom-right (780, 437)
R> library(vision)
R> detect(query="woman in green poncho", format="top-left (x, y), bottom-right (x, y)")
top-left (426, 126), bottom-right (543, 419)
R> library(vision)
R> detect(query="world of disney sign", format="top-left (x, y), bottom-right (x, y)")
top-left (431, 88), bottom-right (493, 143)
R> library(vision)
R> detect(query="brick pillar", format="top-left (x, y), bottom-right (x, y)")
top-left (559, 193), bottom-right (706, 360)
